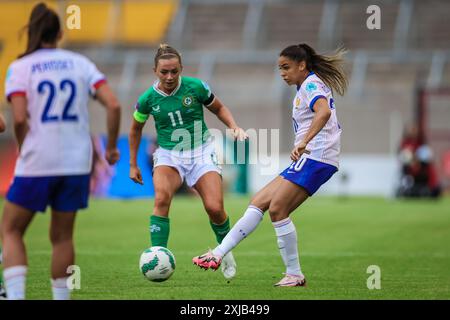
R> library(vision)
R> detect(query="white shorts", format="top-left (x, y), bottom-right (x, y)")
top-left (153, 141), bottom-right (222, 187)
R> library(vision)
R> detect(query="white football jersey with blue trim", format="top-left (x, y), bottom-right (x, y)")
top-left (292, 72), bottom-right (341, 168)
top-left (5, 48), bottom-right (106, 176)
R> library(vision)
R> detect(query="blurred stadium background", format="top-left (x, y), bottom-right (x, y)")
top-left (1, 0), bottom-right (450, 198)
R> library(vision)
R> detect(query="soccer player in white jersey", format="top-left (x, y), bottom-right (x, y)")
top-left (193, 43), bottom-right (348, 287)
top-left (1, 3), bottom-right (121, 299)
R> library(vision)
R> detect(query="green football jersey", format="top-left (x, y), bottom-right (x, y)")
top-left (133, 76), bottom-right (215, 150)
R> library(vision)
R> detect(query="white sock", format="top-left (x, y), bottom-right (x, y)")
top-left (273, 218), bottom-right (302, 277)
top-left (51, 277), bottom-right (71, 300)
top-left (3, 265), bottom-right (27, 300)
top-left (213, 205), bottom-right (264, 257)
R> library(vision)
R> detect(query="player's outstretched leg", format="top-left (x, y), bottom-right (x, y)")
top-left (192, 205), bottom-right (265, 272)
top-left (193, 177), bottom-right (283, 274)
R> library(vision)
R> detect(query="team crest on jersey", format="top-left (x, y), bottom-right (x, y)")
top-left (295, 97), bottom-right (301, 108)
top-left (182, 96), bottom-right (193, 107)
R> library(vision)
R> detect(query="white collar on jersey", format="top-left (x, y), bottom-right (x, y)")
top-left (153, 77), bottom-right (182, 97)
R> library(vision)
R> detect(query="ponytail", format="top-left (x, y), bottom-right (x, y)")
top-left (280, 43), bottom-right (348, 96)
top-left (154, 43), bottom-right (182, 67)
top-left (19, 2), bottom-right (61, 58)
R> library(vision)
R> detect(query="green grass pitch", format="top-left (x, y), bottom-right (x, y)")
top-left (1, 195), bottom-right (449, 300)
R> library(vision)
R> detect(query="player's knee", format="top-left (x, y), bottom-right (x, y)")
top-left (1, 222), bottom-right (23, 238)
top-left (154, 191), bottom-right (172, 210)
top-left (250, 194), bottom-right (270, 212)
top-left (268, 202), bottom-right (288, 222)
top-left (2, 228), bottom-right (20, 240)
top-left (205, 203), bottom-right (224, 220)
top-left (49, 229), bottom-right (73, 245)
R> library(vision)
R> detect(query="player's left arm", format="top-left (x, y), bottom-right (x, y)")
top-left (9, 95), bottom-right (29, 150)
top-left (95, 83), bottom-right (121, 165)
top-left (291, 98), bottom-right (331, 161)
top-left (206, 97), bottom-right (248, 141)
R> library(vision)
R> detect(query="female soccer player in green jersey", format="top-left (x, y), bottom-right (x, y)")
top-left (129, 44), bottom-right (247, 280)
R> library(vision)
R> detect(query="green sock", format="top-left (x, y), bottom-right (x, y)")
top-left (150, 215), bottom-right (170, 248)
top-left (210, 216), bottom-right (230, 244)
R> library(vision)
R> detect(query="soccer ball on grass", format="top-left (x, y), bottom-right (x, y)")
top-left (139, 246), bottom-right (176, 282)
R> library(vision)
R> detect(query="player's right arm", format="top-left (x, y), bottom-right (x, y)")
top-left (129, 118), bottom-right (145, 185)
top-left (129, 98), bottom-right (150, 185)
top-left (95, 83), bottom-right (121, 165)
top-left (84, 57), bottom-right (121, 165)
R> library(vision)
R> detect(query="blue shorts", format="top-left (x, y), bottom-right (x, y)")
top-left (6, 175), bottom-right (90, 213)
top-left (280, 157), bottom-right (337, 196)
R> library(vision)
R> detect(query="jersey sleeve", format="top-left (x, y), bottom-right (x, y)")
top-left (84, 58), bottom-right (106, 96)
top-left (5, 61), bottom-right (27, 102)
top-left (197, 80), bottom-right (215, 106)
top-left (133, 94), bottom-right (151, 123)
top-left (303, 80), bottom-right (327, 112)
